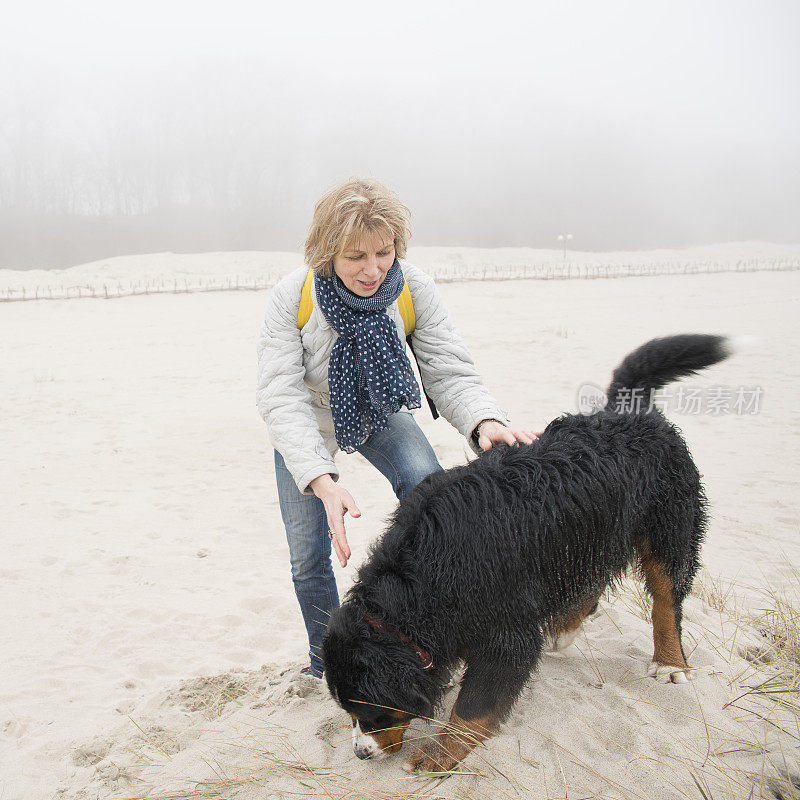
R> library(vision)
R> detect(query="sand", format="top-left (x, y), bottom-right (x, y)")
top-left (1, 248), bottom-right (799, 799)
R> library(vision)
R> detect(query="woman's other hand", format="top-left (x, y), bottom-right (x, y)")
top-left (308, 474), bottom-right (361, 567)
top-left (476, 420), bottom-right (541, 451)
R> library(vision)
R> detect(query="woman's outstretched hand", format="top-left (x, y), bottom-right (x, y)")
top-left (308, 474), bottom-right (361, 567)
top-left (476, 420), bottom-right (541, 451)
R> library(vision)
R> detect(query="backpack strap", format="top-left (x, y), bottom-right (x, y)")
top-left (397, 282), bottom-right (415, 336)
top-left (297, 269), bottom-right (416, 336)
top-left (400, 279), bottom-right (439, 420)
top-left (297, 270), bottom-right (315, 330)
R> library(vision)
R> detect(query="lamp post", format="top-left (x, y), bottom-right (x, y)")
top-left (557, 233), bottom-right (573, 260)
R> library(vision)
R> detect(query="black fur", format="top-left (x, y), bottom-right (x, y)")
top-left (323, 334), bottom-right (729, 744)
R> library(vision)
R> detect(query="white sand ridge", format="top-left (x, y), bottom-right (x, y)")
top-left (2, 241), bottom-right (798, 300)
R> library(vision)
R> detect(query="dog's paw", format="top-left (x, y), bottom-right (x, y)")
top-left (403, 741), bottom-right (460, 774)
top-left (648, 661), bottom-right (692, 684)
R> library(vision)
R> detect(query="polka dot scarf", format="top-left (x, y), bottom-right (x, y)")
top-left (315, 259), bottom-right (421, 453)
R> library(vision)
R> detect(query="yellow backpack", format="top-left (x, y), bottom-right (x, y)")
top-left (296, 270), bottom-right (416, 336)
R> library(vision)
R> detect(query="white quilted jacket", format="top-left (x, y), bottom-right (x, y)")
top-left (256, 261), bottom-right (508, 493)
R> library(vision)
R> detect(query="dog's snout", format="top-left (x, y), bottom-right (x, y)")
top-left (352, 737), bottom-right (386, 760)
top-left (354, 744), bottom-right (374, 759)
top-left (350, 720), bottom-right (386, 760)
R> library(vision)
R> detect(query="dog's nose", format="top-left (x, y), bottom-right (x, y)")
top-left (354, 745), bottom-right (374, 759)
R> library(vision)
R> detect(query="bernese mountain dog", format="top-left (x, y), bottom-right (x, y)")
top-left (322, 334), bottom-right (730, 773)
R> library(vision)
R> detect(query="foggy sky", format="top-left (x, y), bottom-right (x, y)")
top-left (2, 1), bottom-right (799, 267)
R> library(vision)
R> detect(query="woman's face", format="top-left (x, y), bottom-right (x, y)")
top-left (333, 235), bottom-right (396, 297)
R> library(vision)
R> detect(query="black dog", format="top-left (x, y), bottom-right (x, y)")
top-left (323, 334), bottom-right (730, 773)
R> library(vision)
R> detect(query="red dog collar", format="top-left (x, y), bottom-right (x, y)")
top-left (362, 611), bottom-right (434, 670)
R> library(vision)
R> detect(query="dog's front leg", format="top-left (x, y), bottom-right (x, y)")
top-left (405, 652), bottom-right (537, 774)
top-left (404, 709), bottom-right (498, 773)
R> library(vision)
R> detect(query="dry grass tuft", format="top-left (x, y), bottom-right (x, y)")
top-left (751, 605), bottom-right (800, 679)
top-left (172, 673), bottom-right (251, 718)
top-left (605, 573), bottom-right (652, 622)
top-left (691, 569), bottom-right (740, 614)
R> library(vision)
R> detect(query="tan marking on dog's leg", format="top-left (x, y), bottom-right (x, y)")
top-left (638, 545), bottom-right (691, 683)
top-left (404, 711), bottom-right (498, 773)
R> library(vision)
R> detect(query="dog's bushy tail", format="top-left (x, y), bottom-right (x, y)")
top-left (605, 334), bottom-right (730, 412)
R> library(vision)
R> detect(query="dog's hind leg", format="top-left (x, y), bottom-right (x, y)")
top-left (545, 595), bottom-right (602, 652)
top-left (637, 542), bottom-right (692, 683)
top-left (405, 638), bottom-right (540, 774)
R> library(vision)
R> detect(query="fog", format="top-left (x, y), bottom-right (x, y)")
top-left (2, 1), bottom-right (798, 267)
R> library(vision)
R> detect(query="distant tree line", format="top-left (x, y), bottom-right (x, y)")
top-left (0, 105), bottom-right (312, 268)
top-left (2, 87), bottom-right (797, 268)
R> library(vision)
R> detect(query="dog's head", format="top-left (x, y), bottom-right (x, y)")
top-left (322, 606), bottom-right (437, 759)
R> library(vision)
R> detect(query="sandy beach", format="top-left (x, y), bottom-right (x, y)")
top-left (1, 248), bottom-right (799, 799)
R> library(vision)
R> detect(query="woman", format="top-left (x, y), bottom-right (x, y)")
top-left (257, 178), bottom-right (536, 677)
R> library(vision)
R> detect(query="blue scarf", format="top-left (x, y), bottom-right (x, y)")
top-left (315, 260), bottom-right (421, 452)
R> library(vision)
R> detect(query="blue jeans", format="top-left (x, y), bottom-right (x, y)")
top-left (274, 412), bottom-right (442, 676)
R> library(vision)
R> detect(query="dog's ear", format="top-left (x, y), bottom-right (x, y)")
top-left (401, 682), bottom-right (435, 719)
top-left (322, 608), bottom-right (367, 699)
top-left (323, 606), bottom-right (437, 720)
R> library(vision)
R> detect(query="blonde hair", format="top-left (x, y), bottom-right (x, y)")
top-left (304, 178), bottom-right (412, 277)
